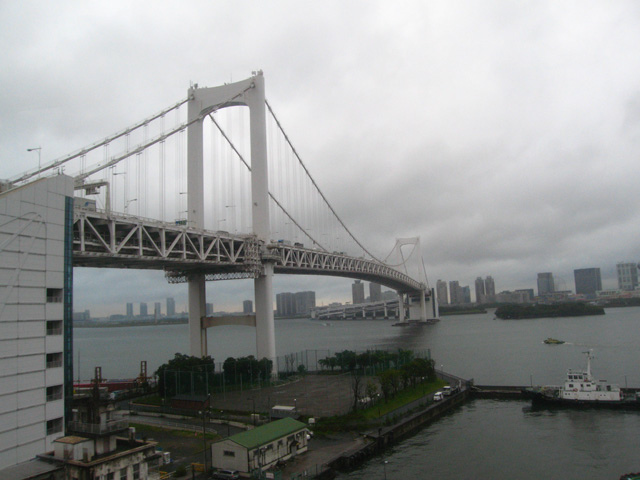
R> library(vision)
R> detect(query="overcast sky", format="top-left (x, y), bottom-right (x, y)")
top-left (3, 1), bottom-right (640, 315)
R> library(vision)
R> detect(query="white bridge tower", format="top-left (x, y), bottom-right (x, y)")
top-left (186, 72), bottom-right (275, 363)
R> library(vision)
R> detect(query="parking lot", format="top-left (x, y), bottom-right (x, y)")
top-left (208, 373), bottom-right (361, 418)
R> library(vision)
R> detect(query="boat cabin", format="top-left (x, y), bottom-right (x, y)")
top-left (561, 352), bottom-right (621, 401)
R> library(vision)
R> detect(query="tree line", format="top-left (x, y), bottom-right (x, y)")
top-left (156, 353), bottom-right (272, 397)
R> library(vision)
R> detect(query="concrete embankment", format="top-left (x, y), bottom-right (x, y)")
top-left (325, 382), bottom-right (533, 475)
top-left (328, 388), bottom-right (470, 473)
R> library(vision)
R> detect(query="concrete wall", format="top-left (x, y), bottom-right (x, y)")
top-left (0, 175), bottom-right (74, 469)
top-left (211, 439), bottom-right (248, 473)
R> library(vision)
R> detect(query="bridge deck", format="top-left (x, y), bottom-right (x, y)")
top-left (73, 208), bottom-right (426, 293)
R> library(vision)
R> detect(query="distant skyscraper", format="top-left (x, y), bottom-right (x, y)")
top-left (475, 277), bottom-right (486, 304)
top-left (461, 286), bottom-right (471, 304)
top-left (484, 276), bottom-right (495, 301)
top-left (154, 302), bottom-right (161, 316)
top-left (243, 300), bottom-right (253, 313)
top-left (205, 303), bottom-right (214, 315)
top-left (537, 273), bottom-right (555, 296)
top-left (294, 291), bottom-right (316, 315)
top-left (369, 283), bottom-right (382, 302)
top-left (126, 302), bottom-right (133, 318)
top-left (276, 292), bottom-right (296, 317)
top-left (436, 280), bottom-right (448, 305)
top-left (166, 297), bottom-right (176, 316)
top-left (352, 280), bottom-right (365, 305)
top-left (617, 262), bottom-right (639, 291)
top-left (574, 268), bottom-right (602, 296)
top-left (449, 280), bottom-right (461, 305)
top-left (140, 302), bottom-right (148, 316)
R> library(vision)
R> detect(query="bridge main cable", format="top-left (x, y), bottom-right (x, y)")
top-left (265, 99), bottom-right (384, 264)
top-left (207, 112), bottom-right (327, 252)
top-left (11, 98), bottom-right (189, 185)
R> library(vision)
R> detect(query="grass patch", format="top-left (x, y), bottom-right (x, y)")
top-left (315, 379), bottom-right (446, 432)
top-left (361, 379), bottom-right (446, 419)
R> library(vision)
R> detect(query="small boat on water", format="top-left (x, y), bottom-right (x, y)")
top-left (523, 350), bottom-right (640, 409)
top-left (543, 337), bottom-right (565, 344)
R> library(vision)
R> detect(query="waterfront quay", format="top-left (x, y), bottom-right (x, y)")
top-left (130, 371), bottom-right (472, 479)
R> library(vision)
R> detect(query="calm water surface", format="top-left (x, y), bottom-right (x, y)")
top-left (75, 307), bottom-right (640, 386)
top-left (336, 399), bottom-right (640, 480)
top-left (74, 307), bottom-right (640, 478)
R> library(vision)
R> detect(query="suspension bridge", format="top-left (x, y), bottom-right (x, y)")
top-left (3, 71), bottom-right (437, 365)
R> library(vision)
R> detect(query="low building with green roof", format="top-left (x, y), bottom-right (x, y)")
top-left (211, 418), bottom-right (310, 475)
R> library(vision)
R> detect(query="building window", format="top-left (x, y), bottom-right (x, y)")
top-left (106, 473), bottom-right (115, 480)
top-left (46, 385), bottom-right (63, 401)
top-left (46, 417), bottom-right (63, 435)
top-left (223, 450), bottom-right (236, 457)
top-left (132, 463), bottom-right (140, 480)
top-left (46, 352), bottom-right (63, 368)
top-left (47, 288), bottom-right (63, 303)
top-left (120, 467), bottom-right (128, 480)
top-left (47, 320), bottom-right (63, 335)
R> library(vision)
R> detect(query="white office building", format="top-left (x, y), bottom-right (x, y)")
top-left (0, 175), bottom-right (75, 469)
top-left (616, 262), bottom-right (639, 291)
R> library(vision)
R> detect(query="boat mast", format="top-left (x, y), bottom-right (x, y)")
top-left (584, 350), bottom-right (593, 379)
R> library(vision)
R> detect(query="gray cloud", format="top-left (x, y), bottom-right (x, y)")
top-left (4, 1), bottom-right (640, 313)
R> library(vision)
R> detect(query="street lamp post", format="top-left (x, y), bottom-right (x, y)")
top-left (383, 460), bottom-right (388, 480)
top-left (112, 170), bottom-right (127, 212)
top-left (27, 147), bottom-right (41, 177)
top-left (251, 397), bottom-right (256, 425)
top-left (200, 394), bottom-right (211, 472)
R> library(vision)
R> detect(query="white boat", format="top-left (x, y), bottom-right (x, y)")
top-left (523, 350), bottom-right (640, 408)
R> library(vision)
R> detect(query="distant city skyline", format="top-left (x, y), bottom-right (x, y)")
top-left (74, 258), bottom-right (638, 318)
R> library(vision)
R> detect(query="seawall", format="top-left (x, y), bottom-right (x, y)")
top-left (328, 387), bottom-right (470, 472)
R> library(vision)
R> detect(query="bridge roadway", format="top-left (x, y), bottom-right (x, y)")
top-left (72, 207), bottom-right (425, 294)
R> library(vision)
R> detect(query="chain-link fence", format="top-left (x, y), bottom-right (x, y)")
top-left (155, 348), bottom-right (431, 400)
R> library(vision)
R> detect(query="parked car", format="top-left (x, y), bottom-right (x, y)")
top-left (212, 470), bottom-right (240, 480)
top-left (442, 386), bottom-right (452, 396)
top-left (433, 392), bottom-right (443, 401)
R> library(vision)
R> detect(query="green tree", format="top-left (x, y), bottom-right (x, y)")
top-left (378, 369), bottom-right (401, 402)
top-left (335, 350), bottom-right (357, 371)
top-left (221, 355), bottom-right (272, 386)
top-left (156, 353), bottom-right (215, 397)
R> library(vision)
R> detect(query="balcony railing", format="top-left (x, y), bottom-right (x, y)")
top-left (67, 418), bottom-right (129, 435)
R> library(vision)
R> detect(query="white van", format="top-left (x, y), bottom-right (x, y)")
top-left (433, 391), bottom-right (443, 401)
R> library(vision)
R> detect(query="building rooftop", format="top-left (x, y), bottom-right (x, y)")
top-left (225, 418), bottom-right (307, 450)
top-left (54, 435), bottom-right (89, 445)
top-left (0, 458), bottom-right (62, 480)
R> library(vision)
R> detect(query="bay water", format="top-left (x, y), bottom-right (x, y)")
top-left (74, 306), bottom-right (640, 478)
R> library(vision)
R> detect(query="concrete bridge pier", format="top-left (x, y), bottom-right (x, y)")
top-left (188, 274), bottom-right (207, 357)
top-left (254, 263), bottom-right (276, 364)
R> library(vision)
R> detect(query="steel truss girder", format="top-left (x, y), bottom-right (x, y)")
top-left (71, 210), bottom-right (424, 293)
top-left (268, 244), bottom-right (424, 293)
top-left (72, 210), bottom-right (261, 271)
